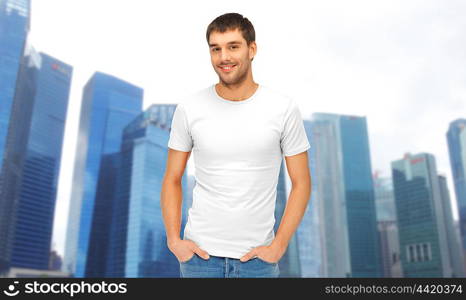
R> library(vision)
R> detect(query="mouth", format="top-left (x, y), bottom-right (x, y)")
top-left (219, 64), bottom-right (236, 73)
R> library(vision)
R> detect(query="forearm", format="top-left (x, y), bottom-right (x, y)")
top-left (271, 183), bottom-right (311, 251)
top-left (161, 177), bottom-right (183, 245)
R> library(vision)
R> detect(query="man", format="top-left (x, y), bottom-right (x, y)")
top-left (161, 12), bottom-right (311, 278)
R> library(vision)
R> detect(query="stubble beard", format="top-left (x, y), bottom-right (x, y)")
top-left (218, 62), bottom-right (250, 87)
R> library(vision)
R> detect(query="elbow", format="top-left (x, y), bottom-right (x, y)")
top-left (290, 172), bottom-right (311, 189)
top-left (290, 174), bottom-right (312, 196)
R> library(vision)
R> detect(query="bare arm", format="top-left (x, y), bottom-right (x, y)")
top-left (271, 150), bottom-right (312, 252)
top-left (161, 148), bottom-right (190, 244)
top-left (161, 148), bottom-right (209, 261)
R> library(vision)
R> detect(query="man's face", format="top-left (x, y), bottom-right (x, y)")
top-left (208, 28), bottom-right (256, 85)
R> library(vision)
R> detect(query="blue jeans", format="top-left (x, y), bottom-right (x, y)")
top-left (179, 254), bottom-right (280, 278)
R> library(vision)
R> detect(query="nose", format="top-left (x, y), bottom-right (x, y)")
top-left (220, 48), bottom-right (232, 62)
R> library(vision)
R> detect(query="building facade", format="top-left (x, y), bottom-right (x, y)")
top-left (63, 72), bottom-right (143, 277)
top-left (0, 0), bottom-right (30, 273)
top-left (373, 175), bottom-right (402, 277)
top-left (311, 113), bottom-right (381, 277)
top-left (0, 44), bottom-right (72, 272)
top-left (391, 153), bottom-right (452, 277)
top-left (446, 119), bottom-right (466, 273)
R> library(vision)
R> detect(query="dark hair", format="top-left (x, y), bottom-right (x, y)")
top-left (206, 13), bottom-right (255, 46)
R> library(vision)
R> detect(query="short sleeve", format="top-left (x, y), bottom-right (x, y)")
top-left (168, 103), bottom-right (193, 152)
top-left (280, 99), bottom-right (310, 157)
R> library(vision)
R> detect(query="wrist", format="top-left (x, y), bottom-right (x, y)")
top-left (270, 238), bottom-right (288, 252)
top-left (167, 237), bottom-right (182, 247)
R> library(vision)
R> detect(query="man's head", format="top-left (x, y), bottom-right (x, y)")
top-left (206, 13), bottom-right (257, 86)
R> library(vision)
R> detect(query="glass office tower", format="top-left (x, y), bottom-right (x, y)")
top-left (374, 175), bottom-right (402, 277)
top-left (0, 0), bottom-right (29, 170)
top-left (391, 153), bottom-right (452, 277)
top-left (0, 45), bottom-right (72, 271)
top-left (11, 49), bottom-right (72, 270)
top-left (63, 72), bottom-right (143, 277)
top-left (101, 104), bottom-right (191, 277)
top-left (295, 120), bottom-right (322, 277)
top-left (446, 119), bottom-right (466, 273)
top-left (438, 174), bottom-right (465, 277)
top-left (0, 0), bottom-right (30, 273)
top-left (311, 113), bottom-right (381, 277)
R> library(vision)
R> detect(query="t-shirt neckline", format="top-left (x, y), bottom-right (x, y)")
top-left (212, 84), bottom-right (261, 105)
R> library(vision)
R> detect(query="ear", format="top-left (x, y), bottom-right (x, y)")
top-left (249, 41), bottom-right (257, 61)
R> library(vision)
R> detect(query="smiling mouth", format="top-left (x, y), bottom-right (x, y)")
top-left (219, 64), bottom-right (236, 72)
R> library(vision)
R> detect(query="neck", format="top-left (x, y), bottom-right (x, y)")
top-left (216, 73), bottom-right (258, 101)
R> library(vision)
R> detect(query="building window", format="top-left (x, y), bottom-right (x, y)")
top-left (407, 245), bottom-right (415, 262)
top-left (422, 243), bottom-right (429, 261)
top-left (416, 244), bottom-right (422, 262)
top-left (427, 243), bottom-right (432, 261)
top-left (392, 252), bottom-right (398, 264)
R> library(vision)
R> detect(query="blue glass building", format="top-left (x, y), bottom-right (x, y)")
top-left (391, 153), bottom-right (452, 277)
top-left (373, 175), bottom-right (403, 277)
top-left (0, 0), bottom-right (29, 170)
top-left (12, 49), bottom-right (72, 269)
top-left (85, 151), bottom-right (121, 277)
top-left (102, 104), bottom-right (191, 277)
top-left (374, 175), bottom-right (397, 222)
top-left (310, 115), bottom-right (348, 277)
top-left (295, 120), bottom-right (322, 277)
top-left (63, 72), bottom-right (143, 277)
top-left (89, 104), bottom-right (190, 277)
top-left (446, 119), bottom-right (466, 270)
top-left (438, 174), bottom-right (465, 277)
top-left (0, 0), bottom-right (30, 272)
top-left (311, 113), bottom-right (381, 277)
top-left (0, 45), bottom-right (72, 271)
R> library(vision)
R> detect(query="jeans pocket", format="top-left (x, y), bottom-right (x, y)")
top-left (180, 253), bottom-right (196, 264)
top-left (256, 256), bottom-right (278, 266)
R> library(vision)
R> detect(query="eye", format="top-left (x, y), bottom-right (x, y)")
top-left (212, 47), bottom-right (220, 52)
top-left (230, 45), bottom-right (238, 49)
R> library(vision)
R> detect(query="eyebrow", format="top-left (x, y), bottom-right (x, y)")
top-left (209, 41), bottom-right (242, 48)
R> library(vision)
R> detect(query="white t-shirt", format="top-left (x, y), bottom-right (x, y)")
top-left (167, 84), bottom-right (310, 259)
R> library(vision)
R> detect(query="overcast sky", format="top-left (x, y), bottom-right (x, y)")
top-left (28, 0), bottom-right (466, 256)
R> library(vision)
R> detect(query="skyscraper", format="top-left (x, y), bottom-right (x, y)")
top-left (63, 72), bottom-right (143, 277)
top-left (311, 113), bottom-right (381, 277)
top-left (374, 174), bottom-right (397, 222)
top-left (0, 0), bottom-right (30, 170)
top-left (446, 119), bottom-right (466, 273)
top-left (438, 174), bottom-right (465, 277)
top-left (373, 174), bottom-right (402, 277)
top-left (100, 104), bottom-right (191, 277)
top-left (0, 0), bottom-right (30, 273)
top-left (391, 153), bottom-right (452, 277)
top-left (295, 119), bottom-right (322, 277)
top-left (98, 104), bottom-right (187, 277)
top-left (0, 45), bottom-right (72, 272)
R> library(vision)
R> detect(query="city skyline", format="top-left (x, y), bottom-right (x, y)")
top-left (24, 0), bottom-right (466, 257)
